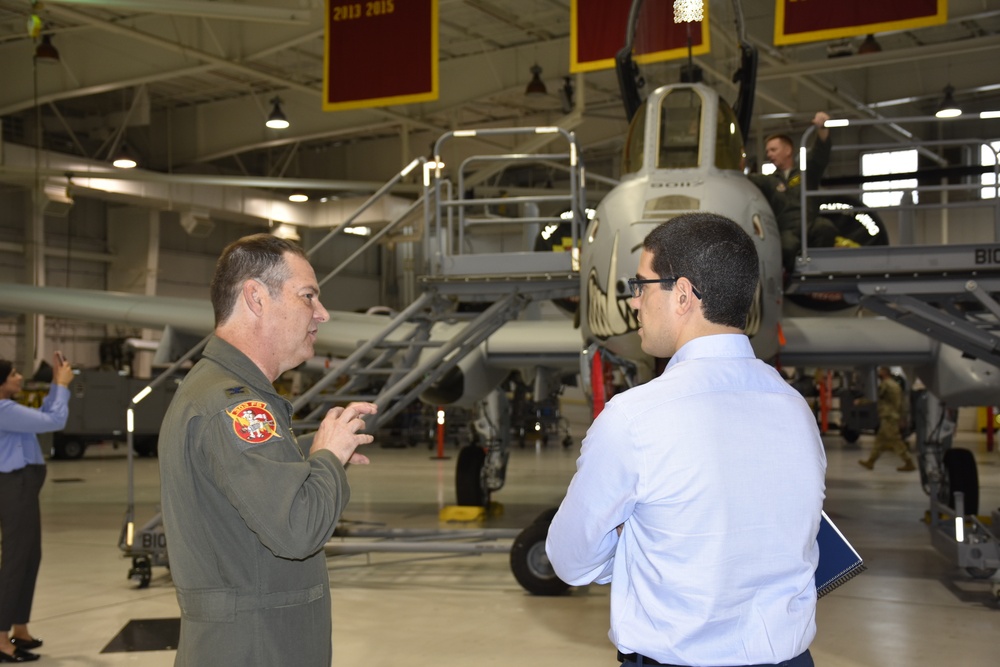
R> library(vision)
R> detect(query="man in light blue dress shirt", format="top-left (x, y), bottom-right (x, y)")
top-left (546, 213), bottom-right (826, 667)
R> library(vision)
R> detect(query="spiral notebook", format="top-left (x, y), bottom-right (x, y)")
top-left (816, 511), bottom-right (866, 597)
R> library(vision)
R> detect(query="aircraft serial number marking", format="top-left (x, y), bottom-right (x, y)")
top-left (974, 247), bottom-right (1000, 264)
top-left (331, 0), bottom-right (394, 21)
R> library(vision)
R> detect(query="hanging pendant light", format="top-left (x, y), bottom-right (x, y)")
top-left (112, 144), bottom-right (137, 169)
top-left (266, 96), bottom-right (289, 129)
top-left (935, 85), bottom-right (962, 118)
top-left (525, 65), bottom-right (547, 97)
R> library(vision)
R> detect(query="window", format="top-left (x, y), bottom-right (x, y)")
top-left (861, 149), bottom-right (918, 208)
top-left (656, 89), bottom-right (701, 170)
top-left (980, 141), bottom-right (1000, 199)
top-left (714, 101), bottom-right (745, 171)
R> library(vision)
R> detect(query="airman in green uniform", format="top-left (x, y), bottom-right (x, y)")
top-left (859, 367), bottom-right (915, 471)
top-left (160, 234), bottom-right (377, 666)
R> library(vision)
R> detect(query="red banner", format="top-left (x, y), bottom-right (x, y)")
top-left (775, 0), bottom-right (947, 46)
top-left (571, 0), bottom-right (709, 73)
top-left (323, 0), bottom-right (438, 111)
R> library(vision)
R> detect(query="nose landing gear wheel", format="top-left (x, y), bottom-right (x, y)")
top-left (510, 519), bottom-right (569, 596)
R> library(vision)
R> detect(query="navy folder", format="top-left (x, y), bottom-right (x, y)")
top-left (816, 511), bottom-right (866, 597)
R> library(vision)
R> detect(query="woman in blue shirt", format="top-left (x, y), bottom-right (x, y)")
top-left (0, 354), bottom-right (73, 663)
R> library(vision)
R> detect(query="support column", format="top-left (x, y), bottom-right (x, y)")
top-left (108, 207), bottom-right (160, 378)
top-left (24, 189), bottom-right (46, 371)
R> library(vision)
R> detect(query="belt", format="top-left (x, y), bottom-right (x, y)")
top-left (617, 652), bottom-right (669, 666)
top-left (617, 650), bottom-right (812, 667)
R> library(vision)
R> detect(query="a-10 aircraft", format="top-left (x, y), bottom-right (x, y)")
top-left (6, 58), bottom-right (1000, 598)
top-left (2, 78), bottom-right (999, 485)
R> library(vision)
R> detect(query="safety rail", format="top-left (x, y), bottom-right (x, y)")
top-left (308, 156), bottom-right (433, 291)
top-left (429, 126), bottom-right (586, 281)
top-left (794, 113), bottom-right (1000, 271)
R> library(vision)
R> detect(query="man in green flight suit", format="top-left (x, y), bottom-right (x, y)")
top-left (859, 366), bottom-right (916, 472)
top-left (159, 234), bottom-right (377, 666)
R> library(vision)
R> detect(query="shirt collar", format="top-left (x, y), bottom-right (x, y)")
top-left (203, 335), bottom-right (278, 397)
top-left (666, 334), bottom-right (755, 370)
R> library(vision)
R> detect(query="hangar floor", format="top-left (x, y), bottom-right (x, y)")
top-left (20, 394), bottom-right (1000, 666)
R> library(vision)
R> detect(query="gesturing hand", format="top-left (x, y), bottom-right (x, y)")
top-left (310, 402), bottom-right (378, 466)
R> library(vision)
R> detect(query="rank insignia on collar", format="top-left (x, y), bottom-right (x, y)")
top-left (228, 400), bottom-right (281, 445)
top-left (225, 386), bottom-right (246, 396)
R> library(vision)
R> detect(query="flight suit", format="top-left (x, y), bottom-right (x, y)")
top-left (772, 135), bottom-right (840, 258)
top-left (159, 335), bottom-right (349, 667)
top-left (862, 375), bottom-right (915, 470)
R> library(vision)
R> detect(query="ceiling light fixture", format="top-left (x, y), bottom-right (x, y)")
top-left (525, 64), bottom-right (547, 97)
top-left (112, 144), bottom-right (137, 169)
top-left (673, 0), bottom-right (704, 23)
top-left (935, 85), bottom-right (962, 118)
top-left (288, 193), bottom-right (308, 202)
top-left (34, 34), bottom-right (60, 63)
top-left (266, 96), bottom-right (289, 129)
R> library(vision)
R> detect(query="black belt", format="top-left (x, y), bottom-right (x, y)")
top-left (617, 650), bottom-right (812, 667)
top-left (618, 652), bottom-right (669, 666)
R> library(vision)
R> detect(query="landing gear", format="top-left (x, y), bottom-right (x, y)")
top-left (455, 445), bottom-right (487, 507)
top-left (943, 447), bottom-right (979, 517)
top-left (454, 388), bottom-right (511, 507)
top-left (129, 556), bottom-right (152, 589)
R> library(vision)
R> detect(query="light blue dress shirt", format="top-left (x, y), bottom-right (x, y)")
top-left (0, 384), bottom-right (70, 472)
top-left (547, 334), bottom-right (826, 666)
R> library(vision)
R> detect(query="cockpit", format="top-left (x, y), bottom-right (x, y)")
top-left (621, 84), bottom-right (746, 176)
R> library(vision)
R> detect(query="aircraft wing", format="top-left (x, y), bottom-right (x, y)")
top-left (780, 317), bottom-right (934, 368)
top-left (0, 282), bottom-right (580, 373)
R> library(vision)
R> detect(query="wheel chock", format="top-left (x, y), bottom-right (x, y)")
top-left (439, 505), bottom-right (486, 522)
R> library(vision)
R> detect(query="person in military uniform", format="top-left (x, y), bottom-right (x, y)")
top-left (159, 234), bottom-right (377, 667)
top-left (859, 366), bottom-right (916, 472)
top-left (763, 111), bottom-right (841, 256)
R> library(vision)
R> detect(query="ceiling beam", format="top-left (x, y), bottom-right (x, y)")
top-left (42, 0), bottom-right (312, 25)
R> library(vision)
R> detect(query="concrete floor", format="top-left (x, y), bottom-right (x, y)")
top-left (17, 396), bottom-right (1000, 666)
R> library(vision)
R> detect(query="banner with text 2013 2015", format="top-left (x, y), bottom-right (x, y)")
top-left (324, 0), bottom-right (438, 111)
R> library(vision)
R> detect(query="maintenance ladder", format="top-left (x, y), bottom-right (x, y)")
top-left (291, 126), bottom-right (585, 431)
top-left (789, 115), bottom-right (1000, 369)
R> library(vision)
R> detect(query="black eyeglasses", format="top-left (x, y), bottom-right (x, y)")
top-left (627, 276), bottom-right (702, 299)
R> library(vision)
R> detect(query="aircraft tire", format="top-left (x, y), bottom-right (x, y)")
top-left (455, 445), bottom-right (487, 507)
top-left (510, 520), bottom-right (570, 596)
top-left (133, 437), bottom-right (158, 458)
top-left (52, 438), bottom-right (86, 460)
top-left (532, 507), bottom-right (560, 526)
top-left (943, 447), bottom-right (979, 516)
top-left (966, 566), bottom-right (998, 580)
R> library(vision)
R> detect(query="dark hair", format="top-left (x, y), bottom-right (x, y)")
top-left (764, 133), bottom-right (794, 150)
top-left (210, 234), bottom-right (308, 326)
top-left (643, 213), bottom-right (759, 329)
top-left (0, 359), bottom-right (11, 383)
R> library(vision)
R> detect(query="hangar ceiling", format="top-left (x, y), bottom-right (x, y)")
top-left (1, 0), bottom-right (999, 193)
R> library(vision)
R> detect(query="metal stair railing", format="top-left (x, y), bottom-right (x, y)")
top-left (429, 126), bottom-right (586, 281)
top-left (788, 115), bottom-right (1000, 368)
top-left (291, 288), bottom-right (531, 432)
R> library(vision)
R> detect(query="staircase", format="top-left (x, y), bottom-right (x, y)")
top-left (291, 126), bottom-right (586, 434)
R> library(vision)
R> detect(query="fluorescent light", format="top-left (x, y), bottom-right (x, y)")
top-left (825, 118), bottom-right (850, 128)
top-left (980, 111), bottom-right (1000, 119)
top-left (288, 193), bottom-right (308, 202)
